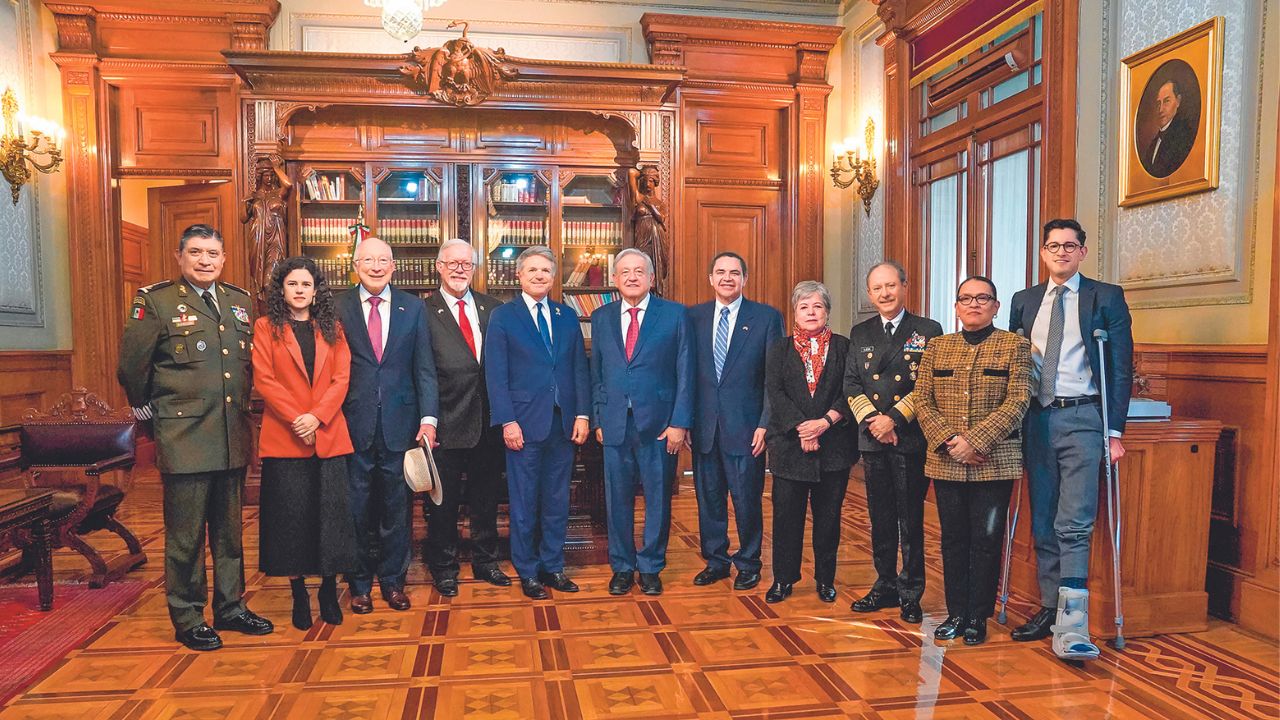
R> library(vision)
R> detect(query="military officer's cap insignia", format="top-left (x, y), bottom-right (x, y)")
top-left (231, 305), bottom-right (250, 324)
top-left (904, 332), bottom-right (928, 351)
top-left (196, 340), bottom-right (207, 352)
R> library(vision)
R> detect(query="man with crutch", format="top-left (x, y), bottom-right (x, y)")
top-left (1008, 219), bottom-right (1133, 660)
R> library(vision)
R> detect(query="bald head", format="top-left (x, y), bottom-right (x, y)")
top-left (353, 236), bottom-right (395, 295)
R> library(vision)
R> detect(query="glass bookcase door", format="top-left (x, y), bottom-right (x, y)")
top-left (559, 171), bottom-right (624, 321)
top-left (481, 169), bottom-right (549, 301)
top-left (375, 167), bottom-right (445, 294)
top-left (297, 165), bottom-right (365, 290)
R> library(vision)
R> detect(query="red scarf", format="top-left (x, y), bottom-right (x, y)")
top-left (792, 324), bottom-right (832, 396)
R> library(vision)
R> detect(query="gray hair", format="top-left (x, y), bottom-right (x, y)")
top-left (438, 237), bottom-right (480, 265)
top-left (516, 245), bottom-right (557, 273)
top-left (866, 260), bottom-right (908, 287)
top-left (791, 280), bottom-right (831, 311)
top-left (614, 247), bottom-right (655, 275)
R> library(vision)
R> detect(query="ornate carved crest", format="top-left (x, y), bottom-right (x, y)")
top-left (400, 21), bottom-right (516, 106)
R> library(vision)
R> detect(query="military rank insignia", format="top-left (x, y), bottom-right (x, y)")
top-left (231, 305), bottom-right (250, 324)
top-left (904, 332), bottom-right (928, 352)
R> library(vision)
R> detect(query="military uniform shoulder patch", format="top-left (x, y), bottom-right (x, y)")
top-left (220, 281), bottom-right (250, 297)
top-left (138, 280), bottom-right (173, 294)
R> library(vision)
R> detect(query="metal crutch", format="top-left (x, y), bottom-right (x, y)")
top-left (996, 476), bottom-right (1022, 625)
top-left (1093, 329), bottom-right (1125, 650)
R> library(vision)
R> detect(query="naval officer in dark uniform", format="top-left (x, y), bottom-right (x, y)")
top-left (118, 224), bottom-right (274, 651)
top-left (843, 260), bottom-right (943, 624)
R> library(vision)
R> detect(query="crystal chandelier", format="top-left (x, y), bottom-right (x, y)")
top-left (363, 0), bottom-right (448, 43)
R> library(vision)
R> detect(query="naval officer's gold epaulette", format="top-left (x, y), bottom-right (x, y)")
top-left (220, 281), bottom-right (250, 297)
top-left (138, 280), bottom-right (173, 294)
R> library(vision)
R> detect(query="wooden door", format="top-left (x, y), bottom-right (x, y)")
top-left (146, 182), bottom-right (242, 287)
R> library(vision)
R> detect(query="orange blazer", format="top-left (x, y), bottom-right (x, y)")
top-left (252, 316), bottom-right (354, 459)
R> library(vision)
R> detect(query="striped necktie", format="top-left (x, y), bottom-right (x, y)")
top-left (714, 306), bottom-right (730, 381)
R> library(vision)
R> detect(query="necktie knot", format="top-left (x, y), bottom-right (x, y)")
top-left (368, 296), bottom-right (382, 308)
top-left (720, 307), bottom-right (730, 318)
top-left (884, 321), bottom-right (894, 336)
top-left (628, 307), bottom-right (640, 320)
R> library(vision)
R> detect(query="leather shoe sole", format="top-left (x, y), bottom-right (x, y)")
top-left (350, 594), bottom-right (373, 614)
top-left (175, 624), bottom-right (222, 651)
top-left (693, 567), bottom-right (731, 586)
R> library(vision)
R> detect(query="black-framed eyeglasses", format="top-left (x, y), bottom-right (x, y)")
top-left (955, 294), bottom-right (996, 306)
top-left (438, 260), bottom-right (475, 271)
top-left (1042, 242), bottom-right (1082, 254)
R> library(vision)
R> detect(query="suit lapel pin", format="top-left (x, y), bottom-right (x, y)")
top-left (479, 305), bottom-right (485, 312)
top-left (398, 306), bottom-right (405, 311)
top-left (555, 308), bottom-right (561, 316)
top-left (742, 325), bottom-right (749, 331)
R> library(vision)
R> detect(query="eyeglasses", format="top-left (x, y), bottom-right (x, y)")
top-left (357, 257), bottom-right (392, 268)
top-left (1042, 242), bottom-right (1082, 254)
top-left (438, 260), bottom-right (475, 272)
top-left (955, 294), bottom-right (996, 306)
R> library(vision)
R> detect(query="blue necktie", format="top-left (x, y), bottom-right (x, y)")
top-left (714, 306), bottom-right (730, 381)
top-left (536, 301), bottom-right (553, 357)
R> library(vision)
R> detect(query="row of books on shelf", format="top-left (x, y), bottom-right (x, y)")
top-left (394, 258), bottom-right (441, 287)
top-left (486, 259), bottom-right (519, 287)
top-left (378, 218), bottom-right (441, 244)
top-left (561, 291), bottom-right (620, 318)
top-left (301, 217), bottom-right (357, 245)
top-left (303, 175), bottom-right (353, 202)
top-left (563, 221), bottom-right (623, 246)
top-left (563, 252), bottom-right (616, 288)
top-left (312, 258), bottom-right (352, 288)
top-left (490, 182), bottom-right (541, 204)
top-left (487, 219), bottom-right (546, 245)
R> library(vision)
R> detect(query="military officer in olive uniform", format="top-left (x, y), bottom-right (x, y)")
top-left (117, 223), bottom-right (274, 651)
top-left (843, 261), bottom-right (943, 624)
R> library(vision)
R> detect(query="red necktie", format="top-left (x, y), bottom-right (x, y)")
top-left (367, 296), bottom-right (383, 363)
top-left (625, 306), bottom-right (641, 361)
top-left (456, 299), bottom-right (477, 359)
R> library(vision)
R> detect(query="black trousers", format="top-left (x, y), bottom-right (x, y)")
top-left (424, 428), bottom-right (505, 579)
top-left (933, 478), bottom-right (1013, 619)
top-left (771, 470), bottom-right (850, 586)
top-left (862, 450), bottom-right (930, 602)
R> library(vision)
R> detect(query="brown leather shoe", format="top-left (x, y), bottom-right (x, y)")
top-left (381, 585), bottom-right (411, 611)
top-left (350, 593), bottom-right (374, 615)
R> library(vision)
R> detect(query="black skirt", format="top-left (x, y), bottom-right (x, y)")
top-left (259, 455), bottom-right (358, 577)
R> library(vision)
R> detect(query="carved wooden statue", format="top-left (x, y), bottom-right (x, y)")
top-left (401, 20), bottom-right (516, 107)
top-left (629, 165), bottom-right (670, 296)
top-left (243, 156), bottom-right (292, 310)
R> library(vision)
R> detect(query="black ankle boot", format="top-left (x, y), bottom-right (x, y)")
top-left (318, 575), bottom-right (343, 625)
top-left (290, 577), bottom-right (313, 631)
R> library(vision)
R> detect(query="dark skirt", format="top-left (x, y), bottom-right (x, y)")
top-left (259, 455), bottom-right (358, 577)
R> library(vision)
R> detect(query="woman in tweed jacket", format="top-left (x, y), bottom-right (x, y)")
top-left (915, 276), bottom-right (1032, 645)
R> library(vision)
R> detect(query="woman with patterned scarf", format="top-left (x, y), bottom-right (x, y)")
top-left (762, 281), bottom-right (858, 604)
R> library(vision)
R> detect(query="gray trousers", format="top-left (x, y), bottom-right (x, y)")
top-left (1023, 402), bottom-right (1105, 606)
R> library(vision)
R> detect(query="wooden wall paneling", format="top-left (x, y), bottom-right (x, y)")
top-left (147, 182), bottom-right (245, 289)
top-left (1039, 0), bottom-right (1078, 226)
top-left (120, 220), bottom-right (148, 307)
top-left (113, 82), bottom-right (239, 172)
top-left (0, 352), bottom-right (74, 427)
top-left (680, 188), bottom-right (784, 308)
top-left (879, 33), bottom-right (918, 309)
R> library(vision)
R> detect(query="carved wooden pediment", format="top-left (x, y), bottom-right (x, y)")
top-left (399, 21), bottom-right (517, 106)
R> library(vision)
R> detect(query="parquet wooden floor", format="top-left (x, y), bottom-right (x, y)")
top-left (1, 471), bottom-right (1276, 720)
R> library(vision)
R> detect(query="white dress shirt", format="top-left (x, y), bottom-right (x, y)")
top-left (358, 283), bottom-right (435, 428)
top-left (442, 288), bottom-right (482, 361)
top-left (879, 307), bottom-right (906, 336)
top-left (620, 293), bottom-right (651, 341)
top-left (1030, 272), bottom-right (1098, 399)
top-left (714, 295), bottom-right (743, 350)
top-left (521, 292), bottom-right (553, 344)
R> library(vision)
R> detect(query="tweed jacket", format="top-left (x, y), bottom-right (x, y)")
top-left (915, 328), bottom-right (1032, 482)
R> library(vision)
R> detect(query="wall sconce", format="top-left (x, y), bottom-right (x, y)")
top-left (830, 117), bottom-right (879, 216)
top-left (1, 87), bottom-right (64, 205)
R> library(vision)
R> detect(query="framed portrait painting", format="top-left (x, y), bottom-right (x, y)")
top-left (1118, 17), bottom-right (1224, 207)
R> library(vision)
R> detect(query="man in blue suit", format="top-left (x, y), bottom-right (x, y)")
top-left (689, 252), bottom-right (782, 591)
top-left (590, 248), bottom-right (694, 596)
top-left (486, 246), bottom-right (591, 600)
top-left (336, 237), bottom-right (439, 614)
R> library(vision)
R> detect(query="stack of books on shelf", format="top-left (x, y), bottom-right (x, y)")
top-left (563, 252), bottom-right (615, 288)
top-left (379, 218), bottom-right (440, 244)
top-left (564, 220), bottom-right (622, 246)
top-left (395, 258), bottom-right (439, 287)
top-left (312, 258), bottom-right (352, 287)
top-left (301, 218), bottom-right (357, 244)
top-left (304, 175), bottom-right (349, 201)
top-left (491, 181), bottom-right (539, 203)
top-left (487, 219), bottom-right (545, 246)
top-left (562, 291), bottom-right (620, 318)
top-left (486, 258), bottom-right (518, 287)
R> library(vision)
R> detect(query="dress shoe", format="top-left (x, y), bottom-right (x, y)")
top-left (380, 585), bottom-right (411, 611)
top-left (1011, 606), bottom-right (1057, 641)
top-left (539, 571), bottom-right (579, 592)
top-left (175, 623), bottom-right (222, 651)
top-left (765, 581), bottom-right (793, 603)
top-left (638, 573), bottom-right (663, 596)
top-left (933, 615), bottom-right (965, 640)
top-left (214, 609), bottom-right (275, 636)
top-left (734, 571), bottom-right (762, 590)
top-left (350, 593), bottom-right (373, 614)
top-left (434, 577), bottom-right (459, 597)
top-left (474, 566), bottom-right (512, 587)
top-left (608, 571), bottom-right (635, 595)
top-left (851, 587), bottom-right (901, 613)
top-left (693, 566), bottom-right (731, 586)
top-left (900, 600), bottom-right (923, 624)
top-left (964, 617), bottom-right (988, 645)
top-left (816, 583), bottom-right (837, 603)
top-left (520, 576), bottom-right (549, 600)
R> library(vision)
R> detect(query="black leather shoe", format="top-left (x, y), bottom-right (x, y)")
top-left (520, 577), bottom-right (549, 600)
top-left (964, 617), bottom-right (988, 645)
top-left (816, 584), bottom-right (837, 603)
top-left (539, 572), bottom-right (579, 593)
top-left (900, 601), bottom-right (923, 624)
top-left (474, 566), bottom-right (512, 587)
top-left (176, 623), bottom-right (222, 651)
top-left (380, 585), bottom-right (411, 611)
top-left (350, 593), bottom-right (373, 614)
top-left (851, 587), bottom-right (901, 613)
top-left (734, 571), bottom-right (762, 590)
top-left (1011, 607), bottom-right (1057, 641)
top-left (434, 577), bottom-right (459, 597)
top-left (765, 582), bottom-right (793, 604)
top-left (693, 566), bottom-right (731, 586)
top-left (214, 609), bottom-right (275, 636)
top-left (638, 573), bottom-right (663, 596)
top-left (608, 571), bottom-right (634, 595)
top-left (933, 615), bottom-right (965, 640)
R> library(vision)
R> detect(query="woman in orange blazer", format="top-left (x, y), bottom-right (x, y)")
top-left (252, 256), bottom-right (357, 631)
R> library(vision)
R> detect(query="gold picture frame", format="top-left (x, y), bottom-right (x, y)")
top-left (1118, 17), bottom-right (1224, 207)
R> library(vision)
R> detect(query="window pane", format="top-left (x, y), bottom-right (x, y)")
top-left (927, 173), bottom-right (965, 331)
top-left (988, 148), bottom-right (1037, 329)
top-left (991, 71), bottom-right (1030, 105)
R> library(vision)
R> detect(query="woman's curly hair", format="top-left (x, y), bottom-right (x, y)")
top-left (265, 256), bottom-right (338, 344)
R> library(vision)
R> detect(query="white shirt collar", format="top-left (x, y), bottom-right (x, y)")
top-left (442, 288), bottom-right (474, 307)
top-left (1050, 272), bottom-right (1082, 294)
top-left (623, 293), bottom-right (651, 312)
top-left (878, 307), bottom-right (906, 327)
top-left (716, 295), bottom-right (743, 314)
top-left (359, 284), bottom-right (392, 303)
top-left (521, 291), bottom-right (552, 312)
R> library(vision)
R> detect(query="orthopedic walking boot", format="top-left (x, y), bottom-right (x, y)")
top-left (1051, 587), bottom-right (1101, 661)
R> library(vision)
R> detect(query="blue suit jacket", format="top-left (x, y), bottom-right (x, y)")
top-left (485, 296), bottom-right (591, 443)
top-left (590, 295), bottom-right (694, 446)
top-left (689, 298), bottom-right (783, 455)
top-left (337, 286), bottom-right (440, 453)
top-left (1009, 274), bottom-right (1134, 433)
